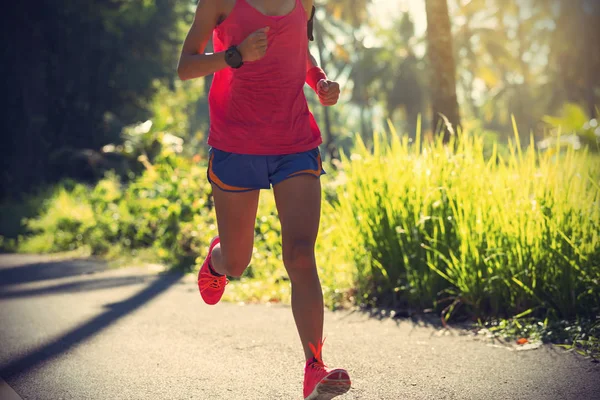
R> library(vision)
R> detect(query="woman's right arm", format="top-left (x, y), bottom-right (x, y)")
top-left (177, 0), bottom-right (227, 81)
top-left (177, 0), bottom-right (269, 81)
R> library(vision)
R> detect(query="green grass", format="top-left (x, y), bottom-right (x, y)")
top-left (4, 121), bottom-right (599, 337)
top-left (325, 117), bottom-right (599, 323)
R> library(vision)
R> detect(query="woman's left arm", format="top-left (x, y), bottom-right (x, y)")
top-left (304, 1), bottom-right (320, 73)
top-left (306, 49), bottom-right (340, 106)
top-left (304, 3), bottom-right (340, 106)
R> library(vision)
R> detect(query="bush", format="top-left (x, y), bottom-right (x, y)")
top-left (0, 187), bottom-right (53, 252)
top-left (327, 121), bottom-right (600, 321)
top-left (18, 149), bottom-right (216, 268)
top-left (11, 121), bottom-right (600, 324)
top-left (19, 184), bottom-right (95, 253)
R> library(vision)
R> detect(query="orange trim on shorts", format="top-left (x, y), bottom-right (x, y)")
top-left (286, 153), bottom-right (323, 178)
top-left (208, 153), bottom-right (254, 192)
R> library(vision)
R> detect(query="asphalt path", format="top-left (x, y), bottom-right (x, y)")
top-left (1, 254), bottom-right (598, 400)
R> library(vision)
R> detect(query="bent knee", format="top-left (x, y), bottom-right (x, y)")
top-left (282, 240), bottom-right (316, 270)
top-left (222, 254), bottom-right (251, 278)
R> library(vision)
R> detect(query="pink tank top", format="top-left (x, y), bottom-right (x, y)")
top-left (207, 0), bottom-right (322, 155)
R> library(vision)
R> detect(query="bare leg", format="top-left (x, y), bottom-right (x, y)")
top-left (273, 175), bottom-right (324, 361)
top-left (210, 185), bottom-right (260, 277)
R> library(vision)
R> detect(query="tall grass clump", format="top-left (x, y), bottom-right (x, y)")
top-left (328, 117), bottom-right (600, 322)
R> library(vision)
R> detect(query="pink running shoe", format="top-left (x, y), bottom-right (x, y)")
top-left (303, 339), bottom-right (351, 400)
top-left (197, 237), bottom-right (227, 305)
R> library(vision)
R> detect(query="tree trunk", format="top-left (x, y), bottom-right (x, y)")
top-left (425, 0), bottom-right (461, 142)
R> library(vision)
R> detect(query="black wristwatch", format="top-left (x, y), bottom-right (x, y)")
top-left (225, 46), bottom-right (243, 69)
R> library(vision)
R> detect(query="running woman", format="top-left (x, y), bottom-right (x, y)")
top-left (177, 0), bottom-right (350, 398)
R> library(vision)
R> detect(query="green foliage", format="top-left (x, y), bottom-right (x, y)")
top-left (328, 119), bottom-right (600, 321)
top-left (541, 103), bottom-right (600, 152)
top-left (0, 187), bottom-right (53, 252)
top-left (10, 121), bottom-right (600, 323)
top-left (18, 149), bottom-right (216, 268)
top-left (20, 184), bottom-right (95, 254)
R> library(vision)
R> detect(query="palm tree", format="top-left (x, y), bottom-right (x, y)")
top-left (425, 0), bottom-right (461, 142)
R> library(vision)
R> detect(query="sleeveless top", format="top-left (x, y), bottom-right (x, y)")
top-left (207, 0), bottom-right (322, 155)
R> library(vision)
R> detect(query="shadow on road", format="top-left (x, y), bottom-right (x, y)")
top-left (0, 269), bottom-right (183, 380)
top-left (0, 275), bottom-right (158, 299)
top-left (0, 258), bottom-right (107, 286)
top-left (354, 307), bottom-right (489, 340)
top-left (353, 307), bottom-right (442, 326)
top-left (350, 306), bottom-right (476, 334)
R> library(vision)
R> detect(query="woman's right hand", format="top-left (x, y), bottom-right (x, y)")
top-left (238, 27), bottom-right (270, 62)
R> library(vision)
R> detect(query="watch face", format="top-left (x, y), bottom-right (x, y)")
top-left (226, 47), bottom-right (242, 68)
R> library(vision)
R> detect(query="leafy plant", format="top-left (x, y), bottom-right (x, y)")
top-left (12, 120), bottom-right (600, 326)
top-left (328, 117), bottom-right (600, 322)
top-left (18, 148), bottom-right (216, 269)
top-left (541, 103), bottom-right (600, 153)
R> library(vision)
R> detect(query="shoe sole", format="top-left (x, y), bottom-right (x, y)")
top-left (305, 370), bottom-right (351, 400)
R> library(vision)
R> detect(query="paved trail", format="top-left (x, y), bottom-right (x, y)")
top-left (0, 254), bottom-right (598, 400)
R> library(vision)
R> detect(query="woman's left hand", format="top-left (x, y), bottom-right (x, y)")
top-left (316, 80), bottom-right (340, 106)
